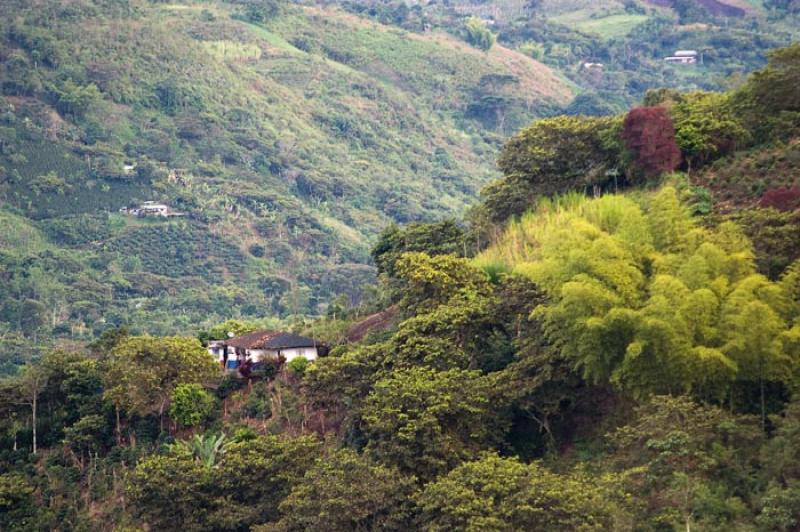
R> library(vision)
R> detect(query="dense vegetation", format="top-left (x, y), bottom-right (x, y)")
top-left (2, 38), bottom-right (800, 530)
top-left (2, 0), bottom-right (800, 529)
top-left (3, 0), bottom-right (800, 374)
top-left (0, 0), bottom-right (573, 367)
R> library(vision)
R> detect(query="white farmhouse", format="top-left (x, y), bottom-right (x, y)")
top-left (214, 330), bottom-right (329, 371)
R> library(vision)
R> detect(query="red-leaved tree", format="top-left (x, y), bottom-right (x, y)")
top-left (759, 186), bottom-right (800, 212)
top-left (622, 107), bottom-right (681, 180)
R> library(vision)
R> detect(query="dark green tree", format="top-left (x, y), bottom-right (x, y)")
top-left (265, 449), bottom-right (417, 531)
top-left (416, 454), bottom-right (624, 531)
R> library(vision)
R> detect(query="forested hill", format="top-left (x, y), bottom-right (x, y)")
top-left (2, 0), bottom-right (799, 362)
top-left (2, 43), bottom-right (800, 532)
top-left (0, 0), bottom-right (571, 358)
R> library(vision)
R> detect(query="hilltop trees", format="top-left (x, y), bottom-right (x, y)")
top-left (392, 252), bottom-right (491, 314)
top-left (671, 92), bottom-right (748, 174)
top-left (476, 43), bottom-right (800, 239)
top-left (372, 220), bottom-right (467, 279)
top-left (622, 107), bottom-right (681, 180)
top-left (745, 43), bottom-right (800, 115)
top-left (484, 115), bottom-right (623, 224)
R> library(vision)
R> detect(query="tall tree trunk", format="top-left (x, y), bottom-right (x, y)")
top-left (729, 385), bottom-right (734, 414)
top-left (115, 404), bottom-right (122, 445)
top-left (761, 375), bottom-right (766, 432)
top-left (760, 358), bottom-right (766, 431)
top-left (32, 393), bottom-right (37, 455)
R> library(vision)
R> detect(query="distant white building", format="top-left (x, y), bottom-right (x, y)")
top-left (120, 201), bottom-right (186, 217)
top-left (583, 62), bottom-right (604, 70)
top-left (665, 50), bottom-right (699, 65)
top-left (137, 201), bottom-right (169, 216)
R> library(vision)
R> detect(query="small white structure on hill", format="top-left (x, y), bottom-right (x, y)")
top-left (664, 50), bottom-right (699, 65)
top-left (120, 201), bottom-right (186, 218)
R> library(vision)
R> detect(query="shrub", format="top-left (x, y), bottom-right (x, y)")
top-left (760, 186), bottom-right (800, 212)
top-left (249, 243), bottom-right (265, 257)
top-left (169, 384), bottom-right (216, 427)
top-left (287, 357), bottom-right (309, 377)
top-left (217, 373), bottom-right (245, 399)
top-left (251, 359), bottom-right (280, 381)
top-left (464, 18), bottom-right (495, 51)
top-left (242, 383), bottom-right (271, 418)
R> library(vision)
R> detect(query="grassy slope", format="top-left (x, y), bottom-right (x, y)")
top-left (550, 11), bottom-right (651, 39)
top-left (540, 0), bottom-right (650, 40)
top-left (0, 0), bottom-right (571, 338)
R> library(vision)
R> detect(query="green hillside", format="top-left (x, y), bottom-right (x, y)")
top-left (0, 0), bottom-right (571, 352)
top-left (2, 0), bottom-right (797, 358)
top-left (342, 0), bottom-right (798, 114)
top-left (0, 46), bottom-right (798, 531)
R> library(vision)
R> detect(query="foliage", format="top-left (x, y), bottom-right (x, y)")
top-left (286, 356), bottom-right (309, 377)
top-left (208, 319), bottom-right (260, 341)
top-left (362, 367), bottom-right (501, 479)
top-left (671, 91), bottom-right (749, 172)
top-left (477, 187), bottom-right (798, 402)
top-left (102, 336), bottom-right (218, 423)
top-left (372, 220), bottom-right (467, 278)
top-left (393, 252), bottom-right (491, 314)
top-left (169, 433), bottom-right (229, 468)
top-left (0, 473), bottom-right (41, 532)
top-left (736, 208), bottom-right (800, 281)
top-left (622, 106), bottom-right (681, 180)
top-left (760, 187), bottom-right (800, 212)
top-left (486, 114), bottom-right (623, 224)
top-left (266, 449), bottom-right (417, 531)
top-left (129, 434), bottom-right (318, 530)
top-left (416, 453), bottom-right (623, 531)
top-left (169, 383), bottom-right (216, 428)
top-left (212, 435), bottom-right (319, 529)
top-left (744, 43), bottom-right (800, 116)
top-left (464, 17), bottom-right (495, 51)
top-left (128, 454), bottom-right (214, 531)
top-left (607, 395), bottom-right (763, 530)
